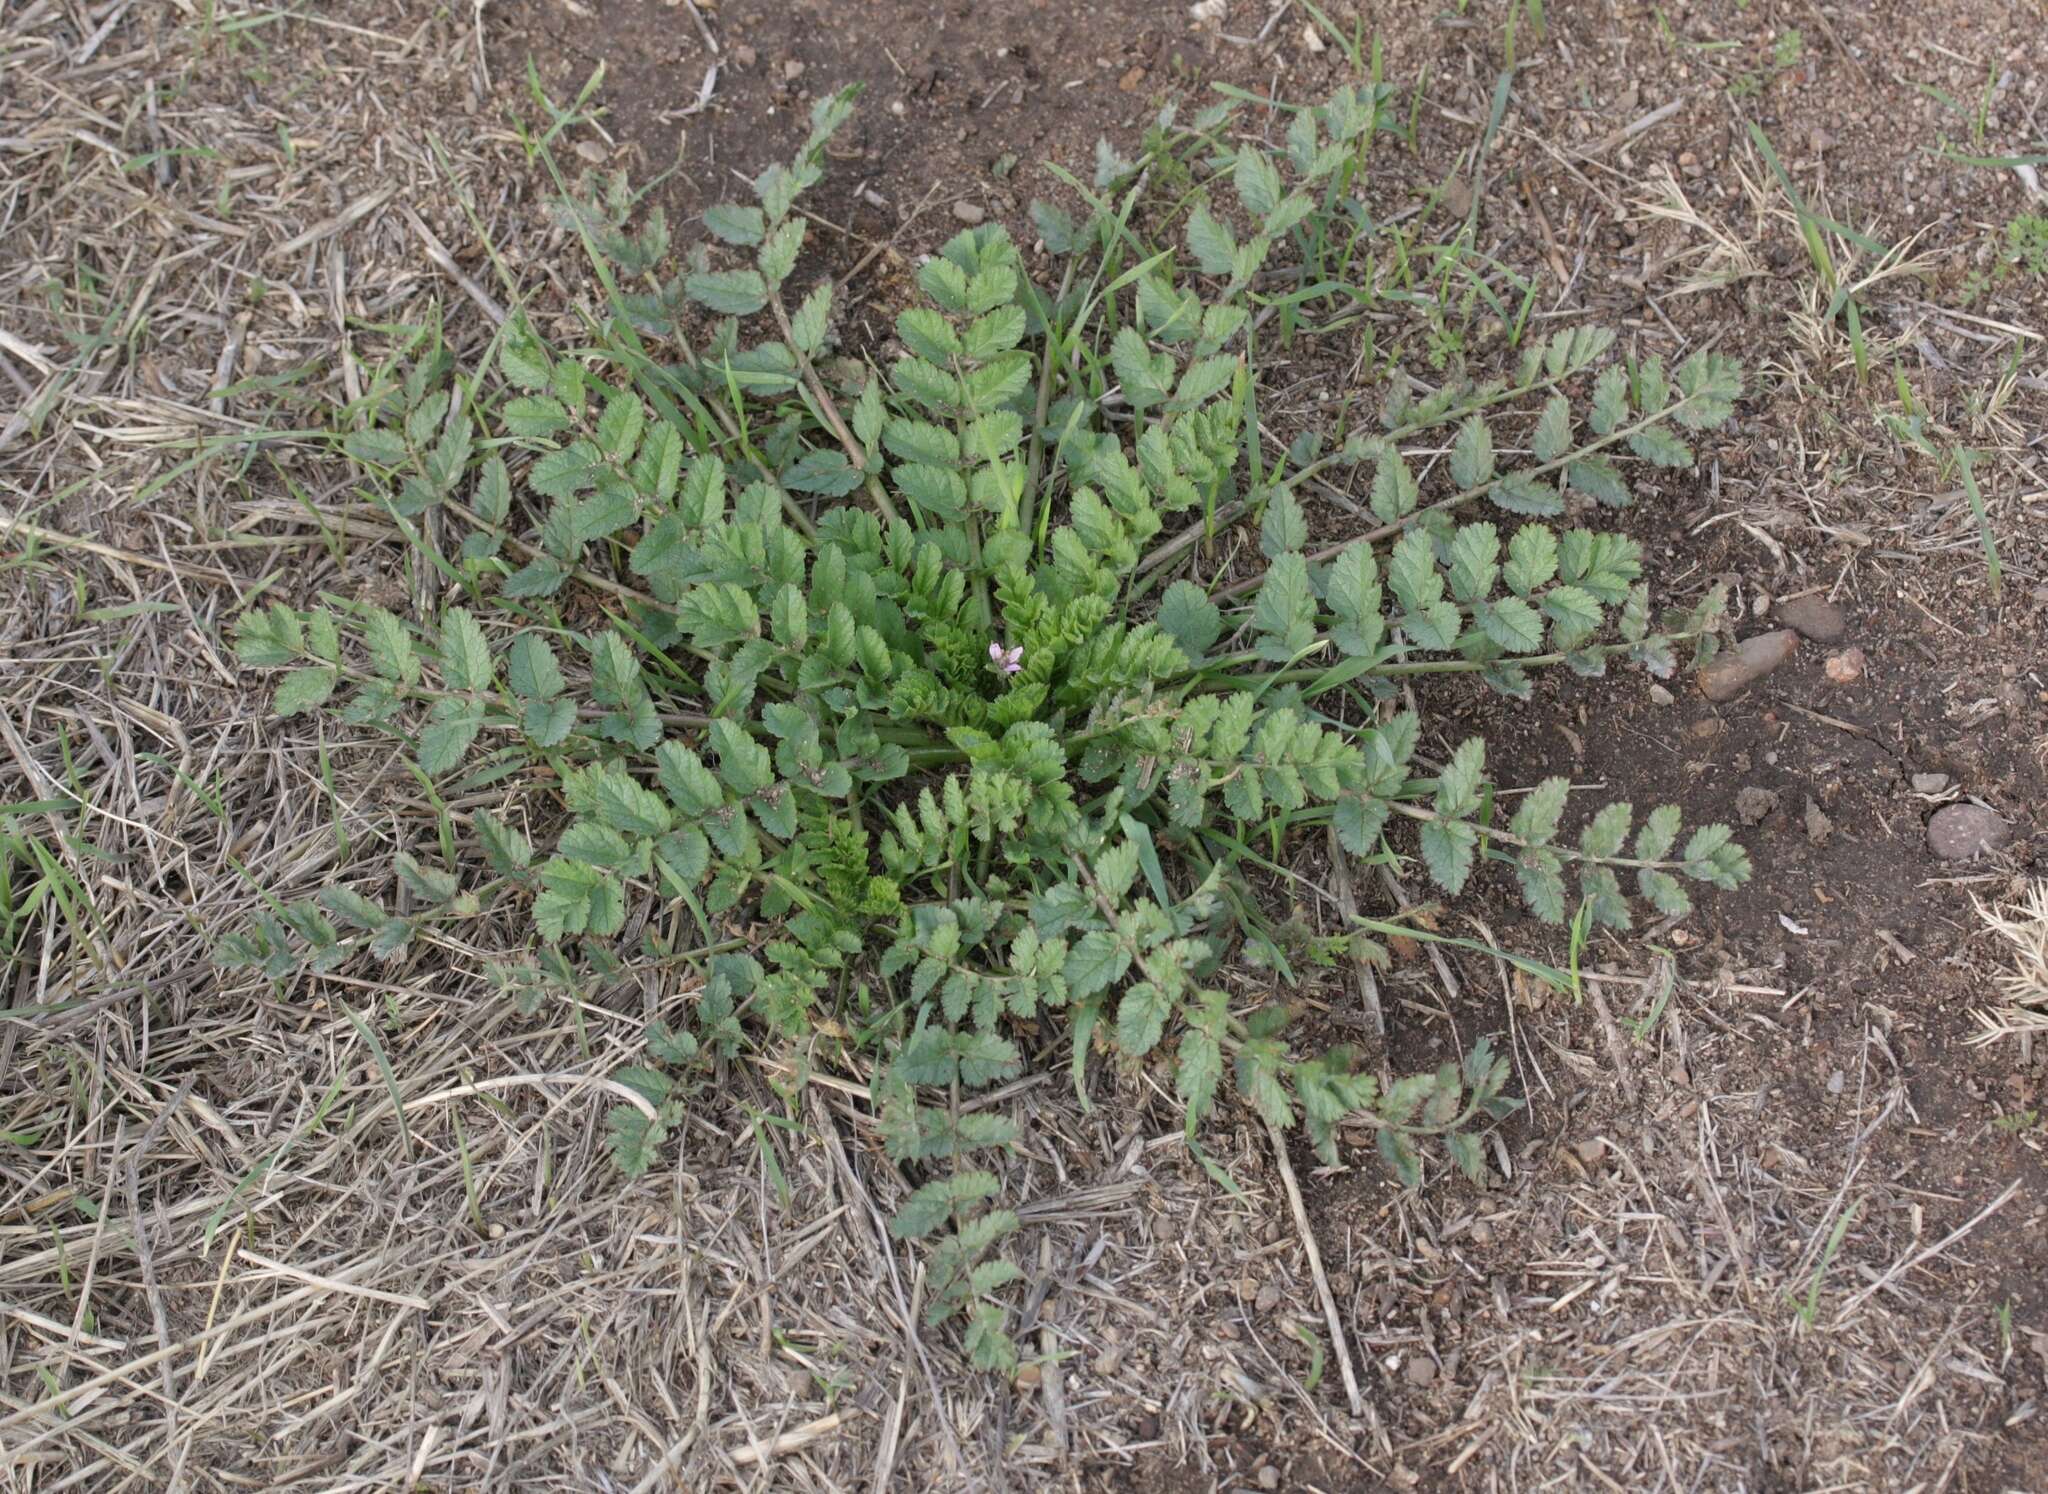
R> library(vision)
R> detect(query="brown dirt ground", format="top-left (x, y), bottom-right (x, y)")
top-left (3, 0), bottom-right (2046, 1489)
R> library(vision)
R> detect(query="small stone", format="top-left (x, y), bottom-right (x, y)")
top-left (1804, 798), bottom-right (1833, 846)
top-left (1013, 1362), bottom-right (1041, 1391)
top-left (1469, 1219), bottom-right (1494, 1246)
top-left (1927, 803), bottom-right (2013, 860)
top-left (1826, 1069), bottom-right (1845, 1095)
top-left (1910, 772), bottom-right (1951, 795)
top-left (1405, 1355), bottom-right (1437, 1387)
top-left (1301, 23), bottom-right (1325, 53)
top-left (889, 97), bottom-right (907, 117)
top-left (1736, 786), bottom-right (1780, 826)
top-left (1118, 65), bottom-right (1147, 91)
top-left (1824, 646), bottom-right (1866, 685)
top-left (1648, 683), bottom-right (1676, 706)
top-left (1773, 594), bottom-right (1847, 643)
top-left (1254, 1280), bottom-right (1282, 1313)
top-left (1697, 630), bottom-right (1798, 702)
top-left (782, 59), bottom-right (806, 81)
top-left (1575, 1137), bottom-right (1608, 1165)
top-left (1691, 718), bottom-right (1724, 739)
top-left (951, 200), bottom-right (987, 225)
top-left (732, 43), bottom-right (758, 66)
top-left (1256, 1467), bottom-right (1282, 1491)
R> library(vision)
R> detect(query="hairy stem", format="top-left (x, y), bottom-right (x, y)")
top-left (767, 281), bottom-right (903, 528)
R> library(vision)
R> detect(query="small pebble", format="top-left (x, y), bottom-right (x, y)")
top-left (1827, 1069), bottom-right (1845, 1095)
top-left (1014, 1362), bottom-right (1041, 1391)
top-left (1254, 1280), bottom-right (1282, 1313)
top-left (782, 59), bottom-right (806, 81)
top-left (1648, 683), bottom-right (1676, 706)
top-left (952, 200), bottom-right (987, 224)
top-left (1696, 630), bottom-right (1798, 702)
top-left (1824, 646), bottom-right (1866, 685)
top-left (1773, 594), bottom-right (1847, 643)
top-left (1405, 1355), bottom-right (1437, 1387)
top-left (1910, 772), bottom-right (1951, 795)
top-left (1927, 803), bottom-right (2013, 860)
top-left (1258, 1466), bottom-right (1282, 1491)
top-left (1804, 798), bottom-right (1833, 846)
top-left (1575, 1137), bottom-right (1608, 1165)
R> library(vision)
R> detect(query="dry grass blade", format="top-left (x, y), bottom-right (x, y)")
top-left (1966, 880), bottom-right (2048, 1049)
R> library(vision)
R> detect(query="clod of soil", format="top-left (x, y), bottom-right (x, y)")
top-left (1736, 786), bottom-right (1781, 825)
top-left (1824, 646), bottom-right (1867, 684)
top-left (1773, 594), bottom-right (1848, 643)
top-left (1926, 802), bottom-right (2014, 860)
top-left (1696, 630), bottom-right (1798, 702)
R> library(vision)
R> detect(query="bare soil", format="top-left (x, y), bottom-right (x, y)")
top-left (3, 0), bottom-right (2045, 1489)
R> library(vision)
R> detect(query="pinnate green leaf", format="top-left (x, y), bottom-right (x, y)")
top-left (703, 202), bottom-right (765, 245)
top-left (1515, 847), bottom-right (1568, 923)
top-left (274, 667), bottom-right (337, 717)
top-left (1419, 818), bottom-right (1479, 895)
top-left (438, 608), bottom-right (493, 692)
top-left (1509, 776), bottom-right (1569, 844)
top-left (1567, 457), bottom-right (1631, 509)
top-left (685, 268), bottom-right (768, 316)
top-left (1449, 415), bottom-right (1495, 489)
top-left (1117, 981), bottom-right (1172, 1058)
top-left (1260, 489), bottom-right (1307, 558)
top-left (1628, 426), bottom-right (1694, 469)
top-left (1252, 552), bottom-right (1317, 662)
top-left (1579, 801), bottom-right (1632, 858)
top-left (1503, 525), bottom-right (1559, 596)
top-left (1635, 803), bottom-right (1682, 861)
top-left (418, 697), bottom-right (482, 776)
top-left (1064, 930), bottom-right (1128, 998)
top-left (1157, 581), bottom-right (1222, 659)
top-left (1187, 201), bottom-right (1238, 275)
top-left (1532, 394), bottom-right (1572, 462)
top-left (1326, 543), bottom-right (1384, 658)
top-left (1111, 327), bottom-right (1172, 411)
top-left (1371, 449), bottom-right (1418, 521)
top-left (1479, 595), bottom-right (1543, 653)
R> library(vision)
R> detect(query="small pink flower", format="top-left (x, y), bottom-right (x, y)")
top-left (988, 641), bottom-right (1023, 676)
